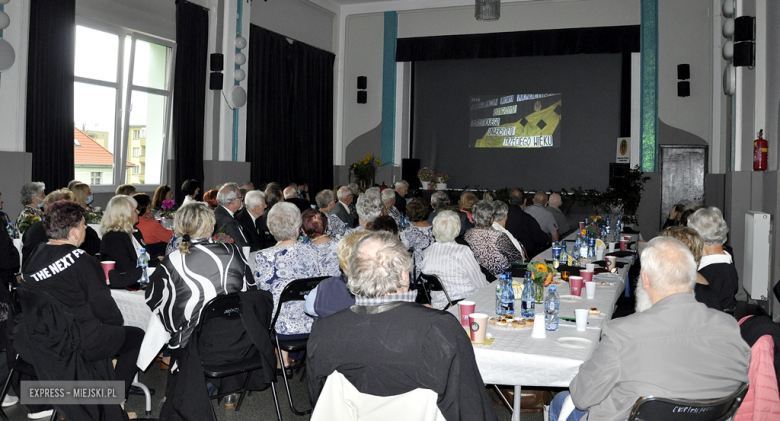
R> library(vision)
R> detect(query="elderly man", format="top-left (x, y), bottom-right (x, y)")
top-left (235, 190), bottom-right (267, 251)
top-left (333, 186), bottom-right (355, 228)
top-left (284, 183), bottom-right (311, 213)
top-left (315, 189), bottom-right (346, 238)
top-left (426, 191), bottom-right (449, 224)
top-left (241, 181), bottom-right (255, 191)
top-left (347, 183), bottom-right (360, 224)
top-left (549, 236), bottom-right (751, 421)
top-left (504, 189), bottom-right (549, 258)
top-left (348, 188), bottom-right (383, 233)
top-left (380, 188), bottom-right (402, 228)
top-left (307, 231), bottom-right (497, 420)
top-left (214, 183), bottom-right (249, 248)
top-left (393, 180), bottom-right (409, 215)
top-left (545, 193), bottom-right (570, 235)
top-left (525, 191), bottom-right (559, 242)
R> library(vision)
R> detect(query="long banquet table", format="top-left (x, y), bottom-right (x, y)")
top-left (447, 239), bottom-right (636, 421)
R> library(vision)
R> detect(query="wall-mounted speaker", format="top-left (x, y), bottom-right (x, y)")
top-left (677, 81), bottom-right (690, 97)
top-left (609, 163), bottom-right (630, 190)
top-left (677, 64), bottom-right (690, 80)
top-left (733, 41), bottom-right (755, 67)
top-left (209, 72), bottom-right (223, 90)
top-left (357, 91), bottom-right (367, 104)
top-left (734, 16), bottom-right (755, 42)
top-left (357, 76), bottom-right (367, 90)
top-left (210, 53), bottom-right (224, 72)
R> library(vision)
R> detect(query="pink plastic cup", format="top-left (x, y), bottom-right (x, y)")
top-left (580, 270), bottom-right (594, 283)
top-left (569, 276), bottom-right (584, 297)
top-left (579, 222), bottom-right (585, 230)
top-left (620, 239), bottom-right (627, 251)
top-left (458, 301), bottom-right (476, 329)
top-left (101, 261), bottom-right (115, 282)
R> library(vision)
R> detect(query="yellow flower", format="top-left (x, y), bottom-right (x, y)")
top-left (580, 229), bottom-right (586, 236)
top-left (535, 264), bottom-right (547, 272)
top-left (376, 158), bottom-right (381, 164)
top-left (366, 154), bottom-right (371, 160)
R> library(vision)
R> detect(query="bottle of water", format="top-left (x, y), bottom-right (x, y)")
top-left (500, 274), bottom-right (515, 316)
top-left (572, 236), bottom-right (581, 266)
top-left (495, 275), bottom-right (505, 316)
top-left (587, 237), bottom-right (596, 258)
top-left (521, 270), bottom-right (535, 318)
top-left (545, 285), bottom-right (560, 331)
top-left (137, 248), bottom-right (150, 284)
top-left (613, 215), bottom-right (622, 243)
top-left (551, 241), bottom-right (561, 270)
top-left (560, 240), bottom-right (568, 266)
top-left (579, 236), bottom-right (589, 264)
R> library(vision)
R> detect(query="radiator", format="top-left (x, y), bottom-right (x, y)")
top-left (743, 211), bottom-right (772, 301)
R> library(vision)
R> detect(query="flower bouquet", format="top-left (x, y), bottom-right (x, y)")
top-left (18, 214), bottom-right (41, 234)
top-left (84, 211), bottom-right (103, 225)
top-left (528, 258), bottom-right (554, 302)
top-left (350, 154), bottom-right (382, 190)
top-left (436, 173), bottom-right (451, 183)
top-left (213, 232), bottom-right (234, 244)
top-left (417, 167), bottom-right (434, 182)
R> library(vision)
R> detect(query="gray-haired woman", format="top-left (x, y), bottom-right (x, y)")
top-left (16, 182), bottom-right (45, 227)
top-left (463, 200), bottom-right (523, 276)
top-left (687, 207), bottom-right (738, 311)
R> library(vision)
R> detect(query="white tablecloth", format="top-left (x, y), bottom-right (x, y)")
top-left (12, 238), bottom-right (22, 269)
top-left (110, 288), bottom-right (171, 370)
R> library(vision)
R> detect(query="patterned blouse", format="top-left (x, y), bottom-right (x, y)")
top-left (16, 206), bottom-right (44, 228)
top-left (463, 227), bottom-right (523, 276)
top-left (325, 212), bottom-right (346, 238)
top-left (310, 239), bottom-right (341, 280)
top-left (400, 225), bottom-right (434, 280)
top-left (254, 243), bottom-right (336, 335)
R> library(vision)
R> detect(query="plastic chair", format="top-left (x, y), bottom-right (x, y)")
top-left (195, 293), bottom-right (282, 420)
top-left (269, 276), bottom-right (328, 416)
top-left (416, 273), bottom-right (453, 310)
top-left (0, 355), bottom-right (57, 421)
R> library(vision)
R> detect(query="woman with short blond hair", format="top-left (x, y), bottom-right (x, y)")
top-left (100, 195), bottom-right (146, 288)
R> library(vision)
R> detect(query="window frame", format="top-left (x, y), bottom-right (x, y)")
top-left (74, 18), bottom-right (176, 193)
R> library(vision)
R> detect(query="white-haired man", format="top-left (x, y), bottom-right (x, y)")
top-left (214, 183), bottom-right (249, 248)
top-left (525, 191), bottom-right (559, 242)
top-left (545, 193), bottom-right (570, 235)
top-left (284, 184), bottom-right (311, 213)
top-left (235, 190), bottom-right (267, 251)
top-left (315, 189), bottom-right (346, 237)
top-left (333, 186), bottom-right (355, 228)
top-left (380, 188), bottom-right (402, 228)
top-left (549, 236), bottom-right (750, 421)
top-left (393, 180), bottom-right (409, 215)
top-left (307, 231), bottom-right (497, 420)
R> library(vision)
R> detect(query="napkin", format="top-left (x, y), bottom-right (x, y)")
top-left (471, 338), bottom-right (495, 346)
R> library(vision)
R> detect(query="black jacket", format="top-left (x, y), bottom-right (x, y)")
top-left (100, 230), bottom-right (146, 288)
top-left (234, 208), bottom-right (266, 251)
top-left (505, 205), bottom-right (549, 259)
top-left (214, 206), bottom-right (249, 249)
top-left (22, 220), bottom-right (100, 270)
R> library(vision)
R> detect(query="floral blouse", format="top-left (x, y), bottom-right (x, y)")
top-left (400, 225), bottom-right (434, 279)
top-left (463, 227), bottom-right (523, 276)
top-left (310, 239), bottom-right (341, 280)
top-left (325, 213), bottom-right (346, 238)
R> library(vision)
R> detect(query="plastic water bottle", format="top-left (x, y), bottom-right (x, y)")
top-left (552, 241), bottom-right (561, 269)
top-left (545, 285), bottom-right (560, 331)
top-left (6, 223), bottom-right (14, 239)
top-left (521, 271), bottom-right (535, 318)
top-left (495, 275), bottom-right (505, 315)
top-left (587, 237), bottom-right (596, 258)
top-left (572, 237), bottom-right (581, 266)
top-left (137, 248), bottom-right (150, 284)
top-left (560, 241), bottom-right (568, 266)
top-left (613, 215), bottom-right (622, 243)
top-left (500, 275), bottom-right (515, 316)
top-left (579, 236), bottom-right (588, 264)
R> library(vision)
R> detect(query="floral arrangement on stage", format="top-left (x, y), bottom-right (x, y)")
top-left (436, 173), bottom-right (451, 183)
top-left (417, 167), bottom-right (435, 182)
top-left (18, 214), bottom-right (41, 234)
top-left (160, 200), bottom-right (177, 219)
top-left (84, 211), bottom-right (103, 225)
top-left (350, 154), bottom-right (382, 190)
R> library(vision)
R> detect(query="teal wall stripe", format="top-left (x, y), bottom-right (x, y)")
top-left (232, 0), bottom-right (243, 161)
top-left (380, 11), bottom-right (397, 166)
top-left (640, 0), bottom-right (658, 172)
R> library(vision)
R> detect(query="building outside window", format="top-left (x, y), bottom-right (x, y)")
top-left (133, 147), bottom-right (140, 157)
top-left (90, 172), bottom-right (101, 185)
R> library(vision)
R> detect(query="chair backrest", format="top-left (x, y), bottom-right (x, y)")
top-left (417, 273), bottom-right (452, 309)
top-left (627, 383), bottom-right (749, 421)
top-left (270, 276), bottom-right (328, 333)
top-left (195, 293), bottom-right (242, 337)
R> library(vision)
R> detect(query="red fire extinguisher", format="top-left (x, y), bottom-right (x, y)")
top-left (754, 129), bottom-right (768, 171)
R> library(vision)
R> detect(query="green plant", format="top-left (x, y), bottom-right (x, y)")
top-left (570, 165), bottom-right (649, 224)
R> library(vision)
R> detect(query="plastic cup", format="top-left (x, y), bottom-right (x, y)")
top-left (469, 313), bottom-right (489, 343)
top-left (608, 242), bottom-right (616, 252)
top-left (242, 246), bottom-right (251, 261)
top-left (574, 309), bottom-right (589, 331)
top-left (620, 239), bottom-right (627, 251)
top-left (606, 256), bottom-right (617, 271)
top-left (101, 261), bottom-right (115, 282)
top-left (585, 263), bottom-right (595, 272)
top-left (595, 246), bottom-right (605, 260)
top-left (585, 281), bottom-right (596, 299)
top-left (579, 222), bottom-right (585, 230)
top-left (580, 270), bottom-right (594, 283)
top-left (459, 301), bottom-right (476, 329)
top-left (531, 313), bottom-right (547, 338)
top-left (569, 276), bottom-right (583, 296)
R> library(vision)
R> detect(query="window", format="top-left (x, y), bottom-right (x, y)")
top-left (74, 23), bottom-right (174, 188)
top-left (90, 172), bottom-right (101, 185)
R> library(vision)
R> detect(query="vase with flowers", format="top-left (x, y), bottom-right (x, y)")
top-left (528, 258), bottom-right (554, 302)
top-left (435, 173), bottom-right (450, 190)
top-left (417, 167), bottom-right (435, 190)
top-left (350, 154), bottom-right (382, 191)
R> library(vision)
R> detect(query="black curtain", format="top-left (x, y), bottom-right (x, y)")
top-left (25, 0), bottom-right (76, 192)
top-left (172, 0), bottom-right (208, 202)
top-left (396, 25), bottom-right (640, 62)
top-left (246, 26), bottom-right (334, 194)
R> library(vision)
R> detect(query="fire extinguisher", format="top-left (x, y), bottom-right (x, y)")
top-left (754, 129), bottom-right (768, 171)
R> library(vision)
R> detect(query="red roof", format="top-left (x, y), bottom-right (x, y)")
top-left (74, 127), bottom-right (135, 166)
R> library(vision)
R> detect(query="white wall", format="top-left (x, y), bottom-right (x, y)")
top-left (250, 0), bottom-right (336, 53)
top-left (76, 0), bottom-right (176, 41)
top-left (0, 0), bottom-right (29, 153)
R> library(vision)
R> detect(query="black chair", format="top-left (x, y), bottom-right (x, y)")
top-left (195, 293), bottom-right (282, 419)
top-left (269, 276), bottom-right (328, 416)
top-left (627, 382), bottom-right (749, 421)
top-left (416, 273), bottom-right (453, 310)
top-left (0, 355), bottom-right (57, 421)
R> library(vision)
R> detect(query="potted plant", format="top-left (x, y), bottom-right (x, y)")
top-left (350, 154), bottom-right (382, 191)
top-left (417, 167), bottom-right (435, 189)
top-left (435, 173), bottom-right (451, 190)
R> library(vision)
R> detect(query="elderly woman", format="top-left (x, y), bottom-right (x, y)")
top-left (349, 188), bottom-right (383, 233)
top-left (427, 191), bottom-right (450, 224)
top-left (202, 189), bottom-right (219, 211)
top-left (301, 209), bottom-right (341, 277)
top-left (400, 198), bottom-right (434, 279)
top-left (16, 182), bottom-right (45, 227)
top-left (458, 192), bottom-right (478, 225)
top-left (380, 188), bottom-right (403, 228)
top-left (687, 207), bottom-right (738, 311)
top-left (464, 200), bottom-right (523, 276)
top-left (100, 195), bottom-right (147, 288)
top-left (151, 185), bottom-right (173, 211)
top-left (71, 182), bottom-right (98, 212)
top-left (133, 193), bottom-right (172, 262)
top-left (659, 226), bottom-right (721, 310)
top-left (491, 200), bottom-right (527, 262)
top-left (421, 210), bottom-right (488, 310)
top-left (315, 189), bottom-right (346, 238)
top-left (22, 200), bottom-right (142, 403)
top-left (254, 202), bottom-right (332, 369)
top-left (180, 179), bottom-right (200, 206)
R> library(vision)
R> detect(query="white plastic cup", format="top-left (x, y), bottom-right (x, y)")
top-left (595, 246), bottom-right (605, 260)
top-left (574, 309), bottom-right (589, 331)
top-left (531, 313), bottom-right (547, 338)
top-left (608, 242), bottom-right (616, 252)
top-left (585, 263), bottom-right (596, 272)
top-left (585, 281), bottom-right (596, 299)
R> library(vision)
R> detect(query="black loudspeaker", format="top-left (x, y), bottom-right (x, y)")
top-left (609, 163), bottom-right (630, 190)
top-left (677, 64), bottom-right (690, 80)
top-left (734, 16), bottom-right (755, 42)
top-left (357, 91), bottom-right (367, 104)
top-left (677, 81), bottom-right (690, 97)
top-left (357, 76), bottom-right (367, 90)
top-left (210, 53), bottom-right (224, 72)
top-left (401, 158), bottom-right (421, 187)
top-left (734, 42), bottom-right (755, 67)
top-left (209, 72), bottom-right (223, 90)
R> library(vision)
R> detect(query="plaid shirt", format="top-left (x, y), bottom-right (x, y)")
top-left (354, 290), bottom-right (418, 306)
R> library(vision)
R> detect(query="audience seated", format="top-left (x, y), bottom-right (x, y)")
top-left (71, 182), bottom-right (98, 212)
top-left (368, 215), bottom-right (398, 235)
top-left (420, 210), bottom-right (488, 310)
top-left (545, 193), bottom-right (570, 235)
top-left (284, 184), bottom-right (312, 213)
top-left (235, 190), bottom-right (268, 251)
top-left (687, 207), bottom-right (738, 311)
top-left (347, 183), bottom-right (360, 224)
top-left (400, 198), bottom-right (434, 279)
top-left (115, 184), bottom-right (136, 196)
top-left (305, 230), bottom-right (369, 318)
top-left (202, 188), bottom-right (218, 210)
top-left (505, 188), bottom-right (548, 259)
top-left (20, 200), bottom-right (142, 418)
top-left (524, 192), bottom-right (559, 242)
top-left (392, 180), bottom-right (409, 216)
top-left (307, 231), bottom-right (497, 421)
top-left (333, 186), bottom-right (355, 228)
top-left (16, 182), bottom-right (45, 227)
top-left (458, 192), bottom-right (478, 227)
top-left (381, 187), bottom-right (402, 228)
top-left (100, 195), bottom-right (146, 288)
top-left (151, 184), bottom-right (173, 211)
top-left (427, 190), bottom-right (450, 224)
top-left (133, 193), bottom-right (172, 261)
top-left (214, 183), bottom-right (249, 248)
top-left (490, 200), bottom-right (528, 262)
top-left (464, 200), bottom-right (523, 276)
top-left (549, 237), bottom-right (750, 421)
top-left (315, 189), bottom-right (346, 238)
top-left (181, 179), bottom-right (201, 205)
top-left (348, 188), bottom-right (383, 233)
top-left (301, 209), bottom-right (341, 276)
top-left (659, 226), bottom-right (721, 310)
